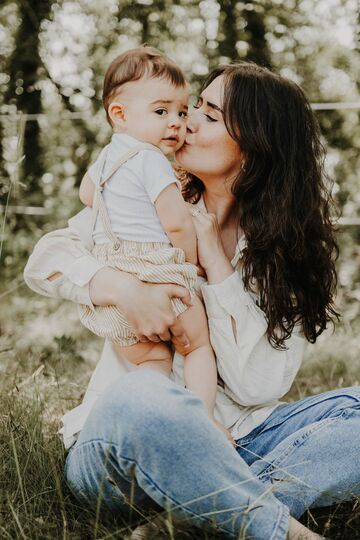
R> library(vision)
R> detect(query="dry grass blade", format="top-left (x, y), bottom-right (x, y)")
top-left (9, 429), bottom-right (28, 517)
top-left (8, 364), bottom-right (45, 395)
top-left (7, 499), bottom-right (28, 540)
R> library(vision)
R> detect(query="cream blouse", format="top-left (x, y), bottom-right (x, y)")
top-left (24, 201), bottom-right (305, 449)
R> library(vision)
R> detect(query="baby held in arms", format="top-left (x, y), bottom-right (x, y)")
top-left (76, 46), bottom-right (233, 444)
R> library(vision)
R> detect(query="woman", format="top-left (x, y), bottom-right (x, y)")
top-left (24, 62), bottom-right (360, 540)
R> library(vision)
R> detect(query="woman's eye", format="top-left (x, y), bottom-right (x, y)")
top-left (155, 108), bottom-right (167, 116)
top-left (193, 103), bottom-right (216, 122)
top-left (205, 114), bottom-right (216, 122)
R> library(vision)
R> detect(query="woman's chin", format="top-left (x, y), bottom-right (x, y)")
top-left (174, 145), bottom-right (185, 162)
top-left (175, 146), bottom-right (192, 171)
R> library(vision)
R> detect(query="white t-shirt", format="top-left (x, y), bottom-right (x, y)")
top-left (88, 133), bottom-right (181, 244)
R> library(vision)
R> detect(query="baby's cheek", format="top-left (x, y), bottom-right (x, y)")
top-left (176, 140), bottom-right (185, 153)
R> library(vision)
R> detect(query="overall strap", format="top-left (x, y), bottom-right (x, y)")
top-left (92, 143), bottom-right (162, 244)
top-left (100, 142), bottom-right (161, 187)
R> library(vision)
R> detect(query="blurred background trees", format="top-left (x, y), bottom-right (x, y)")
top-left (0, 0), bottom-right (359, 322)
top-left (0, 5), bottom-right (359, 538)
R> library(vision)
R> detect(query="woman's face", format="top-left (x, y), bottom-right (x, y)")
top-left (175, 75), bottom-right (242, 183)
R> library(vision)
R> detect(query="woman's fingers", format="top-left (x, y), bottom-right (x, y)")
top-left (148, 334), bottom-right (161, 343)
top-left (166, 283), bottom-right (193, 307)
top-left (137, 324), bottom-right (188, 347)
top-left (137, 333), bottom-right (161, 343)
top-left (138, 335), bottom-right (150, 343)
top-left (126, 283), bottom-right (192, 346)
top-left (158, 330), bottom-right (172, 342)
top-left (169, 320), bottom-right (190, 349)
top-left (160, 284), bottom-right (191, 348)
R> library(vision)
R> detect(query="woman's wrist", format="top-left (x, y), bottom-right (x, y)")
top-left (89, 267), bottom-right (140, 306)
top-left (204, 254), bottom-right (234, 284)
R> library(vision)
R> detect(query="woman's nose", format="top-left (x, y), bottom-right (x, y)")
top-left (186, 111), bottom-right (197, 133)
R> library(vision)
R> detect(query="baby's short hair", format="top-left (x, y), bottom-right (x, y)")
top-left (103, 46), bottom-right (187, 125)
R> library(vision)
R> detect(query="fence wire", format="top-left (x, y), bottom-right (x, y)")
top-left (1, 103), bottom-right (359, 225)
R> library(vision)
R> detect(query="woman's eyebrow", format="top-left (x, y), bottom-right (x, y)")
top-left (197, 96), bottom-right (223, 113)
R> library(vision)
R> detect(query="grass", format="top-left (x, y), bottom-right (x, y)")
top-left (1, 288), bottom-right (360, 539)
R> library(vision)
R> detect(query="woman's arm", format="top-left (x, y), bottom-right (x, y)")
top-left (191, 209), bottom-right (305, 406)
top-left (24, 224), bottom-right (192, 346)
top-left (201, 270), bottom-right (305, 406)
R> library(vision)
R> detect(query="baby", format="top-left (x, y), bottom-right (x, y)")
top-left (78, 46), bottom-right (231, 442)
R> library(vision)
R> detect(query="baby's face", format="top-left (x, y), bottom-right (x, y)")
top-left (111, 76), bottom-right (189, 156)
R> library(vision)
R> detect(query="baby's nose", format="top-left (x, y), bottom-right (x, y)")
top-left (168, 115), bottom-right (181, 128)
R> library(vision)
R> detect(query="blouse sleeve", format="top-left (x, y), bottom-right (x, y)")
top-left (23, 212), bottom-right (105, 307)
top-left (201, 270), bottom-right (306, 407)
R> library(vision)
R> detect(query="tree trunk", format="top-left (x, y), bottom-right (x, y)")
top-left (218, 0), bottom-right (239, 61)
top-left (243, 2), bottom-right (271, 67)
top-left (217, 0), bottom-right (271, 66)
top-left (5, 0), bottom-right (53, 197)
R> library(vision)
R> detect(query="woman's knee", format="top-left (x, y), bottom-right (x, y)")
top-left (90, 370), bottom-right (205, 436)
top-left (311, 386), bottom-right (360, 423)
top-left (327, 386), bottom-right (360, 410)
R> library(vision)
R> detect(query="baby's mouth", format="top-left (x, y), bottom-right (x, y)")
top-left (162, 136), bottom-right (179, 144)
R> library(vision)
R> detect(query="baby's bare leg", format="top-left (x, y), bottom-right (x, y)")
top-left (173, 296), bottom-right (217, 416)
top-left (172, 297), bottom-right (234, 445)
top-left (113, 341), bottom-right (172, 377)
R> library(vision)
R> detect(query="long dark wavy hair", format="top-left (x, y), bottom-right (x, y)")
top-left (182, 63), bottom-right (339, 349)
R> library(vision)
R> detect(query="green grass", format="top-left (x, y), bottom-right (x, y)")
top-left (1, 290), bottom-right (360, 539)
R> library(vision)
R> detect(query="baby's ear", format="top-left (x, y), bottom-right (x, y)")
top-left (108, 102), bottom-right (126, 127)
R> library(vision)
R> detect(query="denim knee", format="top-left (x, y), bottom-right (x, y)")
top-left (323, 386), bottom-right (360, 416)
top-left (84, 370), bottom-right (206, 445)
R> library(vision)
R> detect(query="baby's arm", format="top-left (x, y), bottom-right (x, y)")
top-left (155, 184), bottom-right (197, 265)
top-left (79, 173), bottom-right (95, 207)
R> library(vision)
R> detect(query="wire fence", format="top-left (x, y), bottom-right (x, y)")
top-left (1, 101), bottom-right (360, 121)
top-left (1, 102), bottom-right (359, 225)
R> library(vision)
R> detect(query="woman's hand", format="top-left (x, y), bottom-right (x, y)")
top-left (89, 267), bottom-right (192, 347)
top-left (188, 205), bottom-right (233, 283)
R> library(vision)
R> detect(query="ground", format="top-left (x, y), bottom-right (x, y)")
top-left (1, 288), bottom-right (360, 539)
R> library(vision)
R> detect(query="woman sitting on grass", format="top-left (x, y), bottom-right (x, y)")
top-left (25, 59), bottom-right (360, 540)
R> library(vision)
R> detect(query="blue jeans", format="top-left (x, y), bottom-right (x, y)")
top-left (235, 384), bottom-right (360, 519)
top-left (65, 371), bottom-right (360, 539)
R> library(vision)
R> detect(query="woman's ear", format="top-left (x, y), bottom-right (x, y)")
top-left (108, 102), bottom-right (126, 128)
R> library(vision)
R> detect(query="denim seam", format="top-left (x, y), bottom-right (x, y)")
top-left (259, 416), bottom-right (337, 478)
top-left (243, 388), bottom-right (360, 445)
top-left (269, 502), bottom-right (289, 540)
top-left (71, 438), bottom-right (239, 538)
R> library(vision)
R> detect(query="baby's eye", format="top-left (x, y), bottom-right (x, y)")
top-left (179, 111), bottom-right (188, 119)
top-left (155, 108), bottom-right (167, 116)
